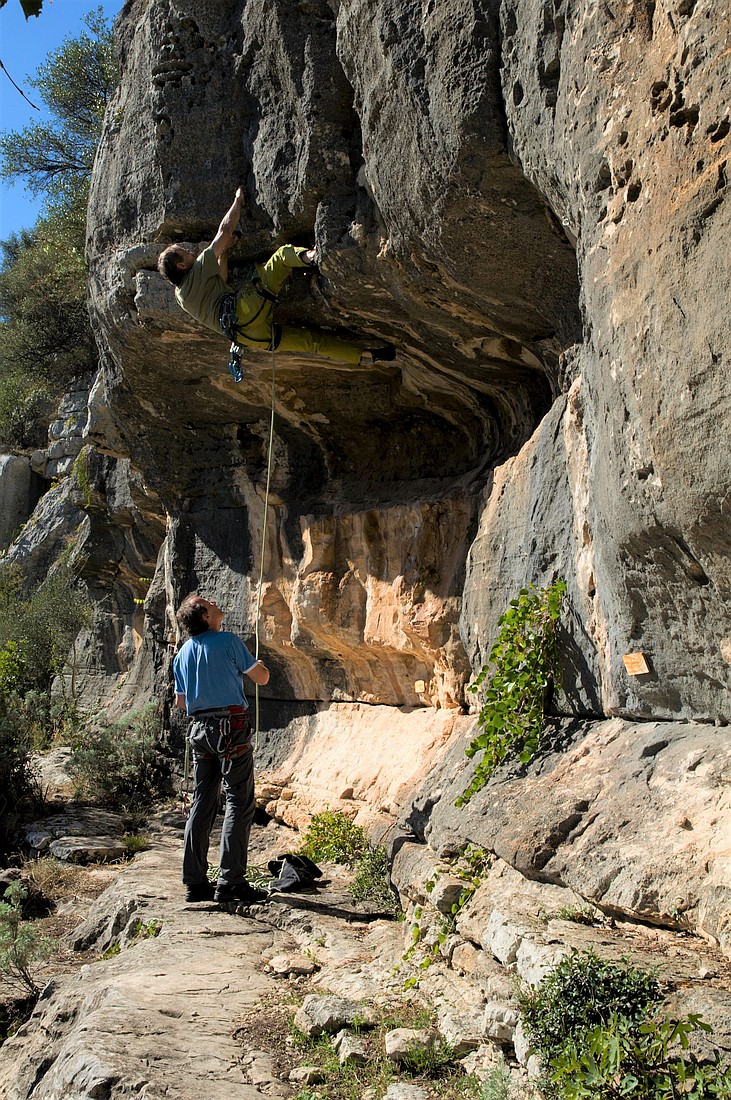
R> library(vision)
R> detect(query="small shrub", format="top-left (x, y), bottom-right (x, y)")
top-left (299, 810), bottom-right (399, 913)
top-left (0, 697), bottom-right (40, 854)
top-left (23, 857), bottom-right (85, 904)
top-left (0, 640), bottom-right (29, 696)
top-left (550, 1011), bottom-right (731, 1099)
top-left (520, 950), bottom-right (663, 1099)
top-left (479, 1066), bottom-right (522, 1100)
top-left (69, 702), bottom-right (172, 810)
top-left (400, 1038), bottom-right (459, 1078)
top-left (457, 578), bottom-right (565, 805)
top-left (299, 809), bottom-right (368, 865)
top-left (350, 844), bottom-right (397, 911)
top-left (122, 834), bottom-right (149, 856)
top-left (0, 883), bottom-right (57, 995)
top-left (553, 903), bottom-right (597, 926)
top-left (129, 919), bottom-right (162, 941)
top-left (6, 690), bottom-right (80, 749)
top-left (0, 564), bottom-right (92, 695)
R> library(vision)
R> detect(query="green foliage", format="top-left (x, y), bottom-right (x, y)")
top-left (0, 8), bottom-right (117, 215)
top-left (129, 918), bottom-right (162, 941)
top-left (299, 809), bottom-right (369, 866)
top-left (553, 902), bottom-right (598, 926)
top-left (457, 578), bottom-right (566, 806)
top-left (549, 1012), bottom-right (731, 1099)
top-left (0, 564), bottom-right (92, 695)
top-left (349, 844), bottom-right (397, 911)
top-left (520, 950), bottom-right (662, 1087)
top-left (515, 950), bottom-right (730, 1100)
top-left (403, 846), bottom-right (489, 981)
top-left (71, 447), bottom-right (94, 508)
top-left (0, 215), bottom-right (92, 445)
top-left (0, 882), bottom-right (56, 995)
top-left (6, 690), bottom-right (79, 749)
top-left (122, 834), bottom-right (149, 855)
top-left (0, 639), bottom-right (29, 695)
top-left (0, 702), bottom-right (37, 852)
top-left (69, 703), bottom-right (172, 810)
top-left (299, 809), bottom-right (398, 911)
top-left (478, 1066), bottom-right (525, 1100)
top-left (0, 9), bottom-right (117, 446)
top-left (399, 1038), bottom-right (459, 1078)
top-left (0, 564), bottom-right (86, 848)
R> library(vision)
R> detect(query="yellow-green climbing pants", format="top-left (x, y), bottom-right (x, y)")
top-left (234, 244), bottom-right (362, 364)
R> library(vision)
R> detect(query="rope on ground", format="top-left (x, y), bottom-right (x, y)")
top-left (254, 343), bottom-right (277, 749)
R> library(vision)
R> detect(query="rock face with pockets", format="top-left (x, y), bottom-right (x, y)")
top-left (80, 0), bottom-right (728, 723)
top-left (44, 0), bottom-right (726, 942)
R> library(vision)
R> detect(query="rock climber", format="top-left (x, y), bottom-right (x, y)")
top-left (173, 593), bottom-right (270, 906)
top-left (157, 186), bottom-right (395, 370)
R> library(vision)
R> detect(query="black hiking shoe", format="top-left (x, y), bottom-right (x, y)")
top-left (185, 881), bottom-right (215, 903)
top-left (368, 343), bottom-right (396, 362)
top-left (214, 882), bottom-right (269, 905)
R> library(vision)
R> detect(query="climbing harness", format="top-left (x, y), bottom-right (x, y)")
top-left (220, 280), bottom-right (281, 383)
top-left (189, 709), bottom-right (252, 774)
top-left (253, 341), bottom-right (277, 748)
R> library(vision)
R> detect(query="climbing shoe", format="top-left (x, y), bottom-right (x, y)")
top-left (214, 882), bottom-right (269, 905)
top-left (368, 343), bottom-right (396, 362)
top-left (185, 881), bottom-right (215, 903)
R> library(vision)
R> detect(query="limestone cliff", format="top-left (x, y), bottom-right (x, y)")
top-left (5, 0), bottom-right (730, 945)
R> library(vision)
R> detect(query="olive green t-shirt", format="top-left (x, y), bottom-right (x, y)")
top-left (175, 245), bottom-right (230, 335)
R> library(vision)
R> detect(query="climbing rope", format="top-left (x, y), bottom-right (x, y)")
top-left (253, 342), bottom-right (277, 748)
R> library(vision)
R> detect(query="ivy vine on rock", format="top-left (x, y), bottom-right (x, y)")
top-left (457, 578), bottom-right (566, 806)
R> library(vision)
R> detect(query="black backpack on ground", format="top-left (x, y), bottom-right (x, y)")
top-left (267, 853), bottom-right (323, 892)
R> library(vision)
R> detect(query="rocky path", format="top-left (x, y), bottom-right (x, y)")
top-left (3, 810), bottom-right (731, 1100)
top-left (0, 817), bottom-right (409, 1100)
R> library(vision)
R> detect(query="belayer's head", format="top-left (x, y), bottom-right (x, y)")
top-left (158, 244), bottom-right (196, 287)
top-left (176, 594), bottom-right (225, 636)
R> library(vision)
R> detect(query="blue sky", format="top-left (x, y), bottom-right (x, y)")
top-left (0, 0), bottom-right (122, 240)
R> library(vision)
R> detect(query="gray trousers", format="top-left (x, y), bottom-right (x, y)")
top-left (181, 714), bottom-right (254, 887)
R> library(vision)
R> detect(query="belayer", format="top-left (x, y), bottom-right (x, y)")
top-left (158, 186), bottom-right (395, 374)
top-left (174, 593), bottom-right (270, 905)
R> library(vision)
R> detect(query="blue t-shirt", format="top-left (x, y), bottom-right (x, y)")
top-left (173, 631), bottom-right (257, 715)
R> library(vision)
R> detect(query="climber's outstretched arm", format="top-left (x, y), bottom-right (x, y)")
top-left (212, 186), bottom-right (245, 281)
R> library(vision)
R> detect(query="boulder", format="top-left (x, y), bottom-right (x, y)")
top-left (293, 994), bottom-right (370, 1038)
top-left (0, 454), bottom-right (32, 547)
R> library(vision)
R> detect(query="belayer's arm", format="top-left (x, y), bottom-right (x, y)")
top-left (245, 660), bottom-right (270, 686)
top-left (212, 187), bottom-right (245, 281)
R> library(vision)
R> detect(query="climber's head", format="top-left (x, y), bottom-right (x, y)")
top-left (158, 244), bottom-right (196, 287)
top-left (176, 593), bottom-right (224, 636)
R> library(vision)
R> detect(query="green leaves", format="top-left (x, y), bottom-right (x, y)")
top-left (0, 883), bottom-right (57, 996)
top-left (299, 808), bottom-right (369, 866)
top-left (69, 703), bottom-right (171, 811)
top-left (0, 7), bottom-right (117, 446)
top-left (549, 1012), bottom-right (731, 1099)
top-left (457, 578), bottom-right (566, 805)
top-left (519, 950), bottom-right (731, 1100)
top-left (0, 7), bottom-right (117, 209)
top-left (299, 809), bottom-right (397, 910)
